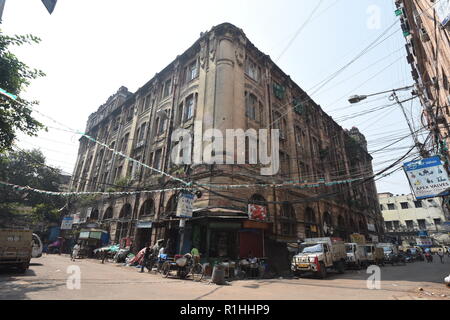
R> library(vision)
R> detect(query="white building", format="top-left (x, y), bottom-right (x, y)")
top-left (379, 193), bottom-right (450, 244)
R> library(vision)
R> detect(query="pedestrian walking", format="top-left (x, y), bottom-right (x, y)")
top-left (101, 249), bottom-right (108, 264)
top-left (437, 250), bottom-right (445, 264)
top-left (71, 242), bottom-right (81, 262)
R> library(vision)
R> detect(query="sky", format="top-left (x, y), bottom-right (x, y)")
top-left (1, 0), bottom-right (428, 195)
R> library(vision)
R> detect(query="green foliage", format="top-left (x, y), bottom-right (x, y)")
top-left (76, 194), bottom-right (100, 207)
top-left (31, 203), bottom-right (59, 224)
top-left (0, 149), bottom-right (64, 226)
top-left (0, 30), bottom-right (46, 152)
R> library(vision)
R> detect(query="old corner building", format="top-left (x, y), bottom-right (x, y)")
top-left (396, 0), bottom-right (450, 160)
top-left (69, 23), bottom-right (384, 270)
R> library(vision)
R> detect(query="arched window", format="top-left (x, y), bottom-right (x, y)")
top-left (103, 207), bottom-right (113, 220)
top-left (323, 211), bottom-right (333, 236)
top-left (164, 195), bottom-right (178, 217)
top-left (280, 202), bottom-right (296, 237)
top-left (305, 207), bottom-right (318, 238)
top-left (119, 203), bottom-right (132, 219)
top-left (139, 199), bottom-right (155, 218)
top-left (90, 209), bottom-right (99, 220)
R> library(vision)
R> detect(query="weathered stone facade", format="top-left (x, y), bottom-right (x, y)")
top-left (69, 23), bottom-right (383, 268)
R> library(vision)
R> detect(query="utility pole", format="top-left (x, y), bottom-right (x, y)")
top-left (390, 91), bottom-right (429, 158)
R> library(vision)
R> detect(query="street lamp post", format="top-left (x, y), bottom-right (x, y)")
top-left (348, 85), bottom-right (429, 158)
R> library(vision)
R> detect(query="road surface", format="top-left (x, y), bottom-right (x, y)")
top-left (0, 254), bottom-right (449, 300)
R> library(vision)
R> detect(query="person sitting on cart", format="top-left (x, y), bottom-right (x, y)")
top-left (191, 247), bottom-right (200, 264)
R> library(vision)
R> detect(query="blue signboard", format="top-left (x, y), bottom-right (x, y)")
top-left (404, 156), bottom-right (450, 199)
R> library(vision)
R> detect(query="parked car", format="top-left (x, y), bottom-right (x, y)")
top-left (291, 237), bottom-right (346, 279)
top-left (345, 243), bottom-right (368, 269)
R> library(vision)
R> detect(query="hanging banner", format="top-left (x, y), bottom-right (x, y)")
top-left (403, 156), bottom-right (450, 200)
top-left (248, 204), bottom-right (268, 221)
top-left (61, 217), bottom-right (74, 230)
top-left (176, 192), bottom-right (195, 218)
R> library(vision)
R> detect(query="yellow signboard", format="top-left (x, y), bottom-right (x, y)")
top-left (350, 233), bottom-right (366, 245)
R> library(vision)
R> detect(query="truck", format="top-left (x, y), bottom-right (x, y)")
top-left (362, 244), bottom-right (384, 266)
top-left (345, 243), bottom-right (368, 269)
top-left (291, 237), bottom-right (346, 279)
top-left (0, 229), bottom-right (33, 273)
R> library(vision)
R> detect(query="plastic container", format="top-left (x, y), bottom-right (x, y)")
top-left (212, 264), bottom-right (226, 285)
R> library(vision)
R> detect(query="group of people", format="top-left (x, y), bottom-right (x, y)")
top-left (424, 248), bottom-right (447, 264)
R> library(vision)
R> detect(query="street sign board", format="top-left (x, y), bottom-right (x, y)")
top-left (176, 192), bottom-right (195, 218)
top-left (435, 0), bottom-right (450, 26)
top-left (350, 233), bottom-right (366, 245)
top-left (403, 156), bottom-right (450, 199)
top-left (416, 238), bottom-right (433, 246)
top-left (61, 217), bottom-right (73, 230)
top-left (73, 213), bottom-right (81, 224)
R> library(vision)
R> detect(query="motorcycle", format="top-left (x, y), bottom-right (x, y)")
top-left (425, 252), bottom-right (433, 263)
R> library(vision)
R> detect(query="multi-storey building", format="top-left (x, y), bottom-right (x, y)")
top-left (379, 192), bottom-right (450, 245)
top-left (69, 23), bottom-right (383, 270)
top-left (395, 0), bottom-right (450, 160)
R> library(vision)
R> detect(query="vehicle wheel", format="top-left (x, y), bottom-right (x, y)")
top-left (191, 264), bottom-right (204, 282)
top-left (318, 263), bottom-right (327, 279)
top-left (161, 261), bottom-right (171, 278)
top-left (178, 269), bottom-right (188, 279)
top-left (336, 261), bottom-right (345, 274)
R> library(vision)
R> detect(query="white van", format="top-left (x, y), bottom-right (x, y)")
top-left (345, 243), bottom-right (368, 269)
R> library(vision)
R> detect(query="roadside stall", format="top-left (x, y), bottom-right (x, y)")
top-left (77, 229), bottom-right (109, 258)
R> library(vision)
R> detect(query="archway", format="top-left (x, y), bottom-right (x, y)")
top-left (90, 209), bottom-right (99, 221)
top-left (119, 203), bottom-right (132, 219)
top-left (102, 207), bottom-right (113, 220)
top-left (139, 199), bottom-right (155, 218)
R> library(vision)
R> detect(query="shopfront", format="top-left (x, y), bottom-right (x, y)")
top-left (134, 221), bottom-right (153, 252)
top-left (239, 220), bottom-right (271, 258)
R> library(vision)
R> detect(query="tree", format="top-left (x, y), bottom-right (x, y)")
top-left (0, 30), bottom-right (46, 153)
top-left (0, 148), bottom-right (65, 226)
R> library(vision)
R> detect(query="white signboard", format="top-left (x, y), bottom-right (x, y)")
top-left (73, 213), bottom-right (81, 224)
top-left (176, 192), bottom-right (195, 218)
top-left (436, 0), bottom-right (450, 26)
top-left (61, 217), bottom-right (74, 230)
top-left (403, 156), bottom-right (450, 200)
top-left (416, 238), bottom-right (433, 246)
